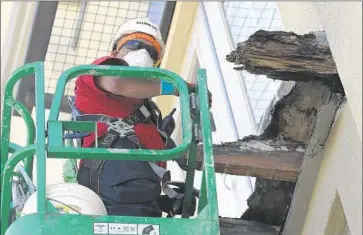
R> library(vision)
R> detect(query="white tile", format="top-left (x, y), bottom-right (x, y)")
top-left (46, 53), bottom-right (56, 62)
top-left (251, 81), bottom-right (268, 90)
top-left (119, 2), bottom-right (130, 9)
top-left (236, 8), bottom-right (249, 18)
top-left (252, 9), bottom-right (263, 18)
top-left (238, 2), bottom-right (250, 8)
top-left (75, 56), bottom-right (87, 65)
top-left (55, 53), bottom-right (66, 63)
top-left (49, 35), bottom-right (60, 44)
top-left (244, 17), bottom-right (257, 27)
top-left (63, 19), bottom-right (74, 28)
top-left (266, 2), bottom-right (277, 9)
top-left (99, 1), bottom-right (110, 7)
top-left (106, 7), bottom-right (118, 17)
top-left (103, 25), bottom-right (114, 34)
top-left (84, 13), bottom-right (95, 23)
top-left (232, 16), bottom-right (247, 27)
top-left (230, 26), bottom-right (241, 36)
top-left (139, 3), bottom-right (150, 12)
top-left (98, 6), bottom-right (108, 14)
top-left (109, 1), bottom-right (119, 8)
top-left (51, 26), bottom-right (62, 36)
top-left (126, 10), bottom-right (137, 18)
top-left (97, 15), bottom-right (106, 24)
top-left (89, 41), bottom-right (100, 50)
top-left (62, 28), bottom-right (73, 37)
top-left (58, 46), bottom-right (69, 54)
top-left (129, 2), bottom-right (140, 10)
top-left (261, 9), bottom-right (275, 19)
top-left (55, 9), bottom-right (66, 18)
top-left (53, 18), bottom-right (65, 27)
top-left (271, 18), bottom-right (283, 28)
top-left (78, 40), bottom-right (90, 50)
top-left (252, 2), bottom-right (267, 9)
top-left (65, 9), bottom-right (77, 19)
top-left (257, 100), bottom-right (271, 109)
top-left (137, 11), bottom-right (148, 18)
top-left (249, 90), bottom-right (263, 98)
top-left (91, 32), bottom-right (102, 41)
top-left (258, 18), bottom-right (271, 28)
top-left (99, 42), bottom-right (109, 50)
top-left (87, 49), bottom-right (98, 58)
top-left (117, 9), bottom-right (128, 18)
top-left (87, 4), bottom-right (98, 14)
top-left (66, 55), bottom-right (76, 63)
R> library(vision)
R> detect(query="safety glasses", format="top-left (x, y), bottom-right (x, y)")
top-left (121, 40), bottom-right (159, 63)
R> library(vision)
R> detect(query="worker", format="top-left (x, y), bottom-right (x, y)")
top-left (70, 18), bottom-right (212, 217)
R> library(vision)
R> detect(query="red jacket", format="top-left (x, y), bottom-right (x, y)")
top-left (75, 56), bottom-right (166, 168)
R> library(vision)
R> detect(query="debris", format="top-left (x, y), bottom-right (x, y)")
top-left (221, 30), bottom-right (346, 227)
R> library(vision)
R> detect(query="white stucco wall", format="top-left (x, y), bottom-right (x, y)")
top-left (302, 103), bottom-right (361, 235)
top-left (277, 2), bottom-right (362, 235)
top-left (278, 2), bottom-right (362, 140)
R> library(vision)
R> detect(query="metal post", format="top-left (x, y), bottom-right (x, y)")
top-left (159, 1), bottom-right (176, 44)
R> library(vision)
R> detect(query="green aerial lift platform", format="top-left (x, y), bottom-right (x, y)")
top-left (0, 62), bottom-right (220, 235)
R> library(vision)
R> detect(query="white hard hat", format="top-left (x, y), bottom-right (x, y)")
top-left (109, 18), bottom-right (165, 62)
top-left (21, 183), bottom-right (107, 216)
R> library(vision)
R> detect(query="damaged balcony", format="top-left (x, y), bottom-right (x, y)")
top-left (196, 30), bottom-right (346, 234)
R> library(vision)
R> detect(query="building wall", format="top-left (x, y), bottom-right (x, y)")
top-left (278, 2), bottom-right (362, 140)
top-left (277, 2), bottom-right (362, 235)
top-left (155, 2), bottom-right (199, 116)
top-left (1, 2), bottom-right (38, 105)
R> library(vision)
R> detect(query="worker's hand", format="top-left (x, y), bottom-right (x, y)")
top-left (174, 83), bottom-right (212, 108)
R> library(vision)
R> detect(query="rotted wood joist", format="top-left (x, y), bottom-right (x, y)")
top-left (196, 139), bottom-right (305, 182)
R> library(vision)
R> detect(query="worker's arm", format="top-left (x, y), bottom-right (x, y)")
top-left (94, 57), bottom-right (177, 99)
top-left (95, 75), bottom-right (213, 107)
top-left (95, 75), bottom-right (169, 99)
top-left (93, 58), bottom-right (212, 104)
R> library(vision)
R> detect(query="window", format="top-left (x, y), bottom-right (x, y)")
top-left (222, 1), bottom-right (290, 132)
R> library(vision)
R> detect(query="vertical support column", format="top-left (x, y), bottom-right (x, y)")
top-left (282, 99), bottom-right (343, 235)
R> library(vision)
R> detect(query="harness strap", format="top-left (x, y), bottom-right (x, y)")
top-left (76, 104), bottom-right (151, 126)
top-left (149, 161), bottom-right (200, 217)
top-left (67, 97), bottom-right (198, 216)
top-left (82, 131), bottom-right (118, 193)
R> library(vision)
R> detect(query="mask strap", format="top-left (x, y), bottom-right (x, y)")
top-left (110, 32), bottom-right (161, 66)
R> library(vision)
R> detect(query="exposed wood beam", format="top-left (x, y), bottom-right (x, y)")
top-left (195, 139), bottom-right (305, 182)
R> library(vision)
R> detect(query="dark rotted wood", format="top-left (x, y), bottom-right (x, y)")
top-left (226, 30), bottom-right (344, 93)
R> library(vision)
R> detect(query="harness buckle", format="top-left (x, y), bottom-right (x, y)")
top-left (107, 119), bottom-right (134, 138)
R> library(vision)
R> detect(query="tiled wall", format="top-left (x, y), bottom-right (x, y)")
top-left (45, 1), bottom-right (165, 96)
top-left (223, 1), bottom-right (285, 129)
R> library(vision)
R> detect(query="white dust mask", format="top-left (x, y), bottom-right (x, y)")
top-left (123, 49), bottom-right (154, 67)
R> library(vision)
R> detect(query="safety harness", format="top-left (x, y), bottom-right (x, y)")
top-left (65, 97), bottom-right (197, 217)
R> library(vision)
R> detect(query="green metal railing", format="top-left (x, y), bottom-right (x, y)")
top-left (1, 62), bottom-right (220, 235)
